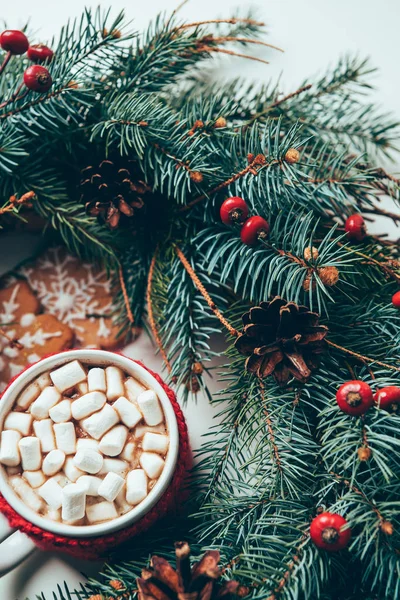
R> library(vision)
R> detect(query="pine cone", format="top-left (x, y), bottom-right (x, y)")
top-left (235, 296), bottom-right (328, 385)
top-left (80, 159), bottom-right (150, 229)
top-left (137, 542), bottom-right (248, 600)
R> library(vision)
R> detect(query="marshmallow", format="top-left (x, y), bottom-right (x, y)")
top-left (115, 486), bottom-right (132, 514)
top-left (77, 381), bottom-right (88, 395)
top-left (49, 399), bottom-right (72, 423)
top-left (99, 458), bottom-right (128, 477)
top-left (98, 472), bottom-right (125, 502)
top-left (71, 391), bottom-right (106, 420)
top-left (80, 403), bottom-right (119, 439)
top-left (137, 390), bottom-right (163, 426)
top-left (62, 483), bottom-right (86, 522)
top-left (19, 437), bottom-right (41, 471)
top-left (120, 442), bottom-right (136, 462)
top-left (88, 368), bottom-right (106, 393)
top-left (4, 412), bottom-right (33, 436)
top-left (105, 366), bottom-right (125, 401)
top-left (99, 425), bottom-right (128, 457)
top-left (73, 449), bottom-right (103, 474)
top-left (36, 372), bottom-right (52, 390)
top-left (54, 422), bottom-right (76, 455)
top-left (142, 432), bottom-right (169, 455)
top-left (50, 360), bottom-right (87, 393)
top-left (47, 509), bottom-right (61, 521)
top-left (126, 469), bottom-right (147, 505)
top-left (76, 438), bottom-right (100, 452)
top-left (64, 457), bottom-right (84, 482)
top-left (124, 377), bottom-right (146, 402)
top-left (42, 449), bottom-right (66, 476)
top-left (113, 396), bottom-right (142, 429)
top-left (16, 382), bottom-right (41, 409)
top-left (53, 473), bottom-right (70, 488)
top-left (86, 500), bottom-right (118, 523)
top-left (33, 419), bottom-right (56, 453)
top-left (0, 430), bottom-right (21, 466)
top-left (31, 386), bottom-right (62, 419)
top-left (10, 476), bottom-right (44, 513)
top-left (134, 423), bottom-right (166, 440)
top-left (140, 452), bottom-right (164, 479)
top-left (77, 475), bottom-right (102, 496)
top-left (38, 478), bottom-right (63, 510)
top-left (23, 470), bottom-right (46, 488)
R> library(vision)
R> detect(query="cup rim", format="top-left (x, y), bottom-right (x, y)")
top-left (0, 349), bottom-right (179, 538)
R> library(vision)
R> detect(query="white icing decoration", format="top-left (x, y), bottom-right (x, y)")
top-left (20, 313), bottom-right (35, 327)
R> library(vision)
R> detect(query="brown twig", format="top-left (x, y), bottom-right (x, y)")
top-left (0, 82), bottom-right (27, 109)
top-left (0, 51), bottom-right (11, 77)
top-left (338, 242), bottom-right (400, 284)
top-left (0, 86), bottom-right (68, 120)
top-left (118, 263), bottom-right (134, 326)
top-left (203, 46), bottom-right (269, 65)
top-left (326, 339), bottom-right (400, 373)
top-left (249, 84), bottom-right (312, 124)
top-left (330, 472), bottom-right (384, 523)
top-left (265, 535), bottom-right (307, 599)
top-left (260, 380), bottom-right (282, 472)
top-left (174, 244), bottom-right (240, 337)
top-left (177, 18), bottom-right (266, 30)
top-left (146, 246), bottom-right (173, 374)
top-left (0, 328), bottom-right (23, 350)
top-left (364, 206), bottom-right (400, 224)
top-left (210, 36), bottom-right (283, 52)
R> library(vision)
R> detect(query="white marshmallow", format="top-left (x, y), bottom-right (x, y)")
top-left (86, 500), bottom-right (118, 523)
top-left (33, 419), bottom-right (56, 453)
top-left (16, 382), bottom-right (41, 409)
top-left (64, 457), bottom-right (84, 482)
top-left (137, 390), bottom-right (163, 426)
top-left (54, 422), bottom-right (76, 455)
top-left (36, 373), bottom-right (52, 390)
top-left (77, 475), bottom-right (102, 496)
top-left (4, 412), bottom-right (33, 436)
top-left (77, 381), bottom-right (88, 395)
top-left (140, 452), bottom-right (164, 479)
top-left (134, 423), bottom-right (166, 440)
top-left (99, 458), bottom-right (128, 476)
top-left (38, 478), bottom-right (63, 510)
top-left (42, 449), bottom-right (66, 476)
top-left (120, 442), bottom-right (136, 462)
top-left (0, 430), bottom-right (21, 466)
top-left (49, 399), bottom-right (72, 423)
top-left (47, 509), bottom-right (61, 521)
top-left (73, 449), bottom-right (103, 474)
top-left (124, 377), bottom-right (146, 402)
top-left (105, 366), bottom-right (125, 401)
top-left (80, 404), bottom-right (119, 440)
top-left (31, 386), bottom-right (62, 419)
top-left (71, 391), bottom-right (106, 420)
top-left (50, 360), bottom-right (87, 393)
top-left (126, 469), bottom-right (147, 505)
top-left (113, 396), bottom-right (142, 429)
top-left (88, 368), bottom-right (106, 393)
top-left (98, 472), bottom-right (125, 502)
top-left (23, 470), bottom-right (46, 488)
top-left (142, 432), bottom-right (169, 455)
top-left (115, 486), bottom-right (132, 514)
top-left (53, 473), bottom-right (70, 488)
top-left (76, 438), bottom-right (100, 452)
top-left (19, 437), bottom-right (41, 471)
top-left (62, 483), bottom-right (86, 522)
top-left (9, 476), bottom-right (44, 513)
top-left (99, 425), bottom-right (128, 457)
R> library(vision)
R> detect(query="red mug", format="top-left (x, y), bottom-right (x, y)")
top-left (0, 349), bottom-right (189, 573)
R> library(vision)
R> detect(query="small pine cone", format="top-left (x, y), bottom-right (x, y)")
top-left (192, 361), bottom-right (204, 374)
top-left (380, 520), bottom-right (394, 535)
top-left (285, 148), bottom-right (300, 164)
top-left (304, 246), bottom-right (319, 261)
top-left (190, 171), bottom-right (204, 183)
top-left (110, 580), bottom-right (124, 591)
top-left (358, 447), bottom-right (371, 461)
top-left (214, 116), bottom-right (227, 128)
top-left (318, 266), bottom-right (339, 287)
top-left (186, 375), bottom-right (200, 393)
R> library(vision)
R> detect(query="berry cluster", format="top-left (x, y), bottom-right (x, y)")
top-left (0, 29), bottom-right (53, 93)
top-left (219, 196), bottom-right (269, 246)
top-left (336, 380), bottom-right (400, 416)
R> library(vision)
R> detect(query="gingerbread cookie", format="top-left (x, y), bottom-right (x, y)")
top-left (18, 247), bottom-right (125, 349)
top-left (0, 281), bottom-right (74, 390)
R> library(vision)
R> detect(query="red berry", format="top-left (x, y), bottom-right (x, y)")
top-left (310, 512), bottom-right (351, 552)
top-left (240, 216), bottom-right (269, 246)
top-left (0, 30), bottom-right (29, 55)
top-left (27, 44), bottom-right (54, 63)
top-left (374, 386), bottom-right (400, 413)
top-left (220, 196), bottom-right (249, 225)
top-left (336, 380), bottom-right (373, 416)
top-left (345, 214), bottom-right (366, 241)
top-left (23, 65), bottom-right (52, 92)
top-left (392, 291), bottom-right (400, 308)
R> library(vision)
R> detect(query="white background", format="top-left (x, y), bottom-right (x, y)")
top-left (1, 1), bottom-right (400, 598)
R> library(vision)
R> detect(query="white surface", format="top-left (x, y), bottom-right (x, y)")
top-left (1, 0), bottom-right (399, 597)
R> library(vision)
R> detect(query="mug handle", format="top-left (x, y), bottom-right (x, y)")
top-left (0, 513), bottom-right (36, 577)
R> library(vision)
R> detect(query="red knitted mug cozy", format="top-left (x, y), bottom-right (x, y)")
top-left (0, 354), bottom-right (190, 560)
